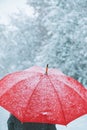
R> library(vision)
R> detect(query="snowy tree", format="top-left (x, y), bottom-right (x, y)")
top-left (0, 0), bottom-right (87, 87)
top-left (0, 9), bottom-right (41, 77)
top-left (27, 0), bottom-right (87, 87)
top-left (0, 1), bottom-right (87, 130)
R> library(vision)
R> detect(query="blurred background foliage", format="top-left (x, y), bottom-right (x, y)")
top-left (0, 0), bottom-right (87, 88)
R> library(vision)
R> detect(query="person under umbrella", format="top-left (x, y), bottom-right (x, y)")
top-left (7, 114), bottom-right (57, 130)
top-left (0, 65), bottom-right (87, 126)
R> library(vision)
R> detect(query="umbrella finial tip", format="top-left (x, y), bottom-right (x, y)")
top-left (45, 64), bottom-right (49, 75)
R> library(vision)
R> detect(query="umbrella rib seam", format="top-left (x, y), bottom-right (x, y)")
top-left (47, 76), bottom-right (67, 125)
top-left (55, 77), bottom-right (87, 106)
top-left (0, 74), bottom-right (43, 122)
top-left (23, 74), bottom-right (44, 122)
top-left (0, 73), bottom-right (41, 98)
top-left (54, 75), bottom-right (87, 103)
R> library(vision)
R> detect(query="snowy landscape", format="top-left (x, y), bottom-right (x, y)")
top-left (0, 0), bottom-right (87, 130)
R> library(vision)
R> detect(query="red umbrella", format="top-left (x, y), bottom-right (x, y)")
top-left (0, 65), bottom-right (87, 125)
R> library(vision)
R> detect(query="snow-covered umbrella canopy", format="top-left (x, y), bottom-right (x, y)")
top-left (0, 65), bottom-right (87, 125)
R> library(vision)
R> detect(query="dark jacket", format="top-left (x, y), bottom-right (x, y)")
top-left (7, 115), bottom-right (57, 130)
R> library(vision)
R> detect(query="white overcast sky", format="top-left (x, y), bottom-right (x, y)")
top-left (0, 0), bottom-right (34, 24)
